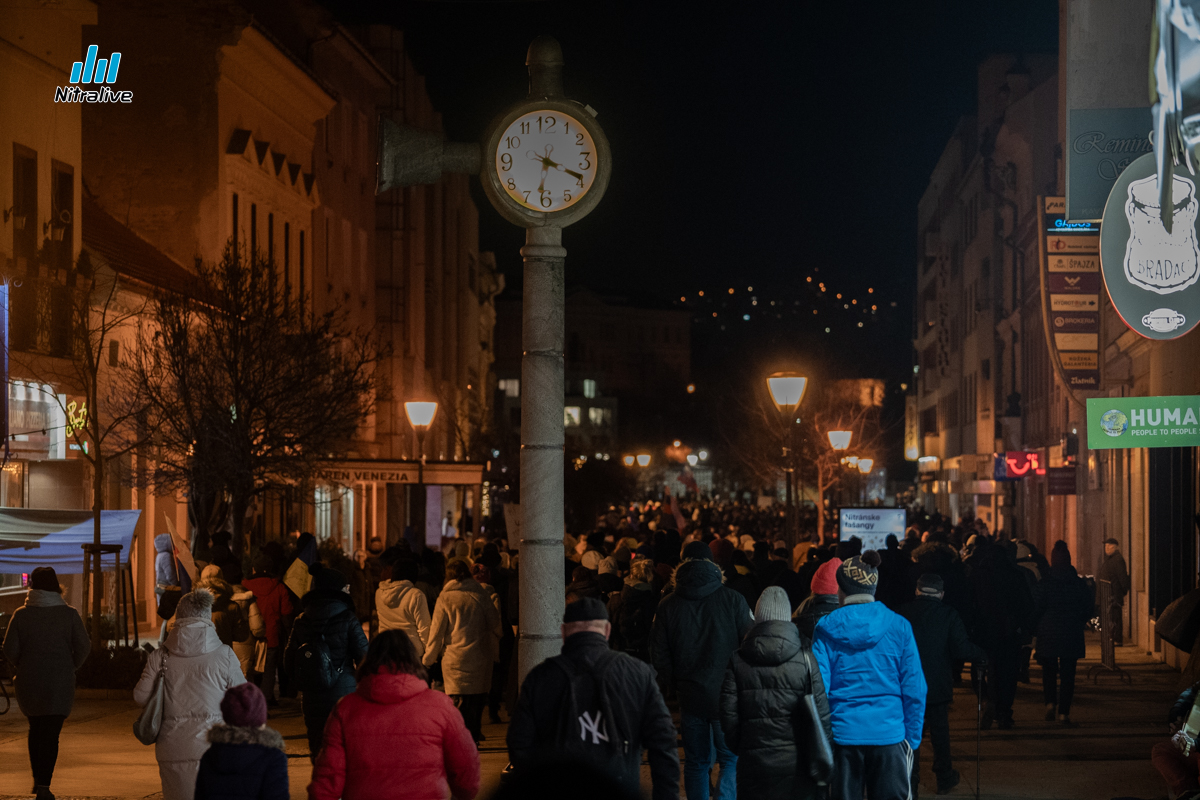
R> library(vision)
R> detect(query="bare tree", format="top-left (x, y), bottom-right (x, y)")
top-left (10, 251), bottom-right (154, 648)
top-left (133, 240), bottom-right (382, 554)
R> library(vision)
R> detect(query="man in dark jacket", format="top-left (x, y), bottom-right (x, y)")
top-left (651, 541), bottom-right (753, 800)
top-left (607, 559), bottom-right (659, 663)
top-left (284, 565), bottom-right (368, 761)
top-left (899, 574), bottom-right (987, 796)
top-left (508, 597), bottom-right (679, 800)
top-left (1098, 538), bottom-right (1130, 645)
top-left (966, 540), bottom-right (1033, 729)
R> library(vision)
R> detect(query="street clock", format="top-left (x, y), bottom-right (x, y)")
top-left (482, 98), bottom-right (610, 227)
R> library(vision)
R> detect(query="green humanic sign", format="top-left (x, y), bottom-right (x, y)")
top-left (1086, 395), bottom-right (1200, 449)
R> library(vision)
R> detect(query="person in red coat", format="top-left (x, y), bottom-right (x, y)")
top-left (243, 557), bottom-right (295, 705)
top-left (308, 629), bottom-right (481, 800)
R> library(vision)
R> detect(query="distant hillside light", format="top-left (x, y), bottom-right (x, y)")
top-left (686, 383), bottom-right (696, 394)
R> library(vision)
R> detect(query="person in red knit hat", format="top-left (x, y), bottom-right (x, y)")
top-left (793, 558), bottom-right (842, 642)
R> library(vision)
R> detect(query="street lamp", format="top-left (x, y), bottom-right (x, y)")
top-left (404, 401), bottom-right (438, 550)
top-left (857, 458), bottom-right (874, 474)
top-left (686, 454), bottom-right (699, 467)
top-left (636, 454), bottom-right (651, 467)
top-left (828, 430), bottom-right (852, 451)
top-left (622, 455), bottom-right (635, 467)
top-left (766, 371), bottom-right (807, 547)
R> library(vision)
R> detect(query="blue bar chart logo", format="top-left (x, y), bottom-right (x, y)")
top-left (55, 45), bottom-right (132, 103)
top-left (70, 45), bottom-right (121, 84)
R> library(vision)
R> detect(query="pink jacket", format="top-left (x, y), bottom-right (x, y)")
top-left (308, 672), bottom-right (480, 800)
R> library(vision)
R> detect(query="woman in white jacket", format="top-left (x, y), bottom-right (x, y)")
top-left (375, 558), bottom-right (431, 660)
top-left (134, 588), bottom-right (246, 800)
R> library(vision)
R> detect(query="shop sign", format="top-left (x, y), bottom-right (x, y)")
top-left (1086, 395), bottom-right (1200, 449)
top-left (996, 451), bottom-right (1041, 479)
top-left (1046, 466), bottom-right (1077, 495)
top-left (1042, 197), bottom-right (1103, 388)
top-left (1066, 107), bottom-right (1154, 221)
top-left (1099, 153), bottom-right (1200, 339)
top-left (904, 396), bottom-right (919, 461)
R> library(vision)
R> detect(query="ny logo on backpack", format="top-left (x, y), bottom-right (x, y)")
top-left (579, 711), bottom-right (609, 744)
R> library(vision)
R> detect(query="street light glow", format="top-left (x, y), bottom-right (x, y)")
top-left (828, 430), bottom-right (852, 450)
top-left (404, 401), bottom-right (438, 428)
top-left (767, 372), bottom-right (807, 409)
top-left (636, 454), bottom-right (651, 467)
top-left (686, 454), bottom-right (699, 466)
top-left (857, 458), bottom-right (874, 474)
top-left (623, 455), bottom-right (635, 467)
top-left (698, 449), bottom-right (709, 461)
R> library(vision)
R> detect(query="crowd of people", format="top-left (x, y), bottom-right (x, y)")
top-left (0, 495), bottom-right (1164, 800)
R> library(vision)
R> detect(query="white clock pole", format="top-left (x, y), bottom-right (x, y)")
top-left (516, 37), bottom-right (567, 685)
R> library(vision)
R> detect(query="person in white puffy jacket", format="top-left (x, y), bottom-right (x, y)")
top-left (134, 588), bottom-right (246, 800)
top-left (375, 558), bottom-right (431, 660)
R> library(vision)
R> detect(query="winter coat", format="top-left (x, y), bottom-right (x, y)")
top-left (1098, 551), bottom-right (1130, 600)
top-left (375, 579), bottom-right (432, 661)
top-left (898, 596), bottom-right (987, 705)
top-left (156, 533), bottom-right (179, 587)
top-left (793, 594), bottom-right (840, 643)
top-left (910, 541), bottom-right (970, 624)
top-left (134, 618), bottom-right (247, 764)
top-left (230, 586), bottom-right (265, 676)
top-left (423, 577), bottom-right (502, 695)
top-left (284, 590), bottom-right (368, 701)
top-left (194, 723), bottom-right (288, 800)
top-left (349, 567), bottom-right (372, 622)
top-left (607, 581), bottom-right (659, 662)
top-left (720, 621), bottom-right (833, 800)
top-left (650, 558), bottom-right (754, 718)
top-left (242, 576), bottom-right (294, 649)
top-left (508, 631), bottom-right (679, 800)
top-left (965, 544), bottom-right (1035, 651)
top-left (2, 590), bottom-right (89, 717)
top-left (1033, 564), bottom-right (1093, 661)
top-left (308, 671), bottom-right (481, 800)
top-left (198, 578), bottom-right (249, 648)
top-left (812, 599), bottom-right (926, 748)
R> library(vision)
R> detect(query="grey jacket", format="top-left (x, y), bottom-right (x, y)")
top-left (2, 590), bottom-right (90, 717)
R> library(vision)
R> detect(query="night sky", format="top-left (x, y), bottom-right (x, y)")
top-left (331, 0), bottom-right (1059, 464)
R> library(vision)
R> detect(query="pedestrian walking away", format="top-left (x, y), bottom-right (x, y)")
top-left (508, 596), bottom-right (679, 800)
top-left (813, 552), bottom-right (926, 800)
top-left (133, 588), bottom-right (247, 800)
top-left (242, 556), bottom-right (294, 705)
top-left (194, 683), bottom-right (288, 800)
top-left (651, 540), bottom-right (753, 800)
top-left (284, 565), bottom-right (368, 762)
top-left (1, 566), bottom-right (90, 800)
top-left (308, 629), bottom-right (481, 800)
top-left (1032, 541), bottom-right (1094, 725)
top-left (375, 557), bottom-right (432, 660)
top-left (720, 586), bottom-right (833, 800)
top-left (899, 573), bottom-right (988, 796)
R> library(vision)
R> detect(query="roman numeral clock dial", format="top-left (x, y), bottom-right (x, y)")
top-left (495, 111), bottom-right (596, 212)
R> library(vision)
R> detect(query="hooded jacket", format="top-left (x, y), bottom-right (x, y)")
top-left (197, 577), bottom-right (249, 648)
top-left (229, 586), bottom-right (265, 675)
top-left (650, 558), bottom-right (753, 718)
top-left (156, 534), bottom-right (179, 587)
top-left (375, 579), bottom-right (432, 661)
top-left (242, 576), bottom-right (294, 649)
top-left (134, 617), bottom-right (247, 764)
top-left (1032, 564), bottom-right (1093, 660)
top-left (422, 577), bottom-right (502, 695)
top-left (194, 724), bottom-right (288, 800)
top-left (719, 620), bottom-right (832, 800)
top-left (812, 599), bottom-right (926, 747)
top-left (308, 672), bottom-right (481, 800)
top-left (2, 590), bottom-right (90, 717)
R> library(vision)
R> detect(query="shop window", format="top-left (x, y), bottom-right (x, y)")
top-left (564, 406), bottom-right (581, 427)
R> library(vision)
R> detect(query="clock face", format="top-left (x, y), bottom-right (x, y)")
top-left (494, 110), bottom-right (597, 213)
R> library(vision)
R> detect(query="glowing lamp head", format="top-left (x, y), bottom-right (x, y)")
top-left (622, 455), bottom-right (635, 467)
top-left (686, 454), bottom-right (699, 466)
top-left (636, 454), bottom-right (651, 467)
top-left (828, 430), bottom-right (852, 450)
top-left (404, 401), bottom-right (438, 429)
top-left (857, 458), bottom-right (874, 474)
top-left (767, 372), bottom-right (807, 410)
top-left (698, 449), bottom-right (709, 461)
top-left (844, 455), bottom-right (859, 467)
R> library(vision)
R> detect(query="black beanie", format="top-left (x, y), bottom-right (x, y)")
top-left (836, 551), bottom-right (882, 596)
top-left (681, 541), bottom-right (713, 562)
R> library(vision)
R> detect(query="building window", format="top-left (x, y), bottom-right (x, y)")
top-left (498, 379), bottom-right (519, 398)
top-left (267, 212), bottom-right (274, 266)
top-left (250, 203), bottom-right (257, 257)
top-left (299, 230), bottom-right (305, 300)
top-left (583, 379), bottom-right (596, 399)
top-left (12, 144), bottom-right (37, 264)
top-left (231, 192), bottom-right (239, 257)
top-left (50, 161), bottom-right (73, 270)
top-left (284, 221), bottom-right (291, 309)
top-left (564, 406), bottom-right (582, 427)
top-left (588, 407), bottom-right (611, 427)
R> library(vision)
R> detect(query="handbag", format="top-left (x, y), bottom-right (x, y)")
top-left (132, 649), bottom-right (168, 745)
top-left (798, 648), bottom-right (835, 785)
top-left (253, 639), bottom-right (269, 674)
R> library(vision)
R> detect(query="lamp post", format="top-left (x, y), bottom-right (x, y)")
top-left (766, 372), bottom-right (807, 546)
top-left (405, 401), bottom-right (438, 550)
top-left (857, 458), bottom-right (874, 505)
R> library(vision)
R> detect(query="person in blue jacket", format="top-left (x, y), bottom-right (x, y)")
top-left (813, 551), bottom-right (927, 800)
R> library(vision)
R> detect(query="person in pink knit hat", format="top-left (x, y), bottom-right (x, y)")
top-left (793, 558), bottom-right (842, 642)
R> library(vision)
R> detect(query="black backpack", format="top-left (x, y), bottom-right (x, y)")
top-left (296, 631), bottom-right (340, 691)
top-left (550, 650), bottom-right (632, 774)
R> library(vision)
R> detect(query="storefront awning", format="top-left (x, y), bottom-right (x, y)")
top-left (0, 509), bottom-right (141, 573)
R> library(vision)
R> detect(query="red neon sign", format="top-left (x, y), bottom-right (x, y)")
top-left (1005, 451), bottom-right (1040, 477)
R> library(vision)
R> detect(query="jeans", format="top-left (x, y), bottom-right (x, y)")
top-left (1039, 656), bottom-right (1078, 715)
top-left (680, 711), bottom-right (736, 800)
top-left (28, 715), bottom-right (66, 788)
top-left (452, 693), bottom-right (487, 742)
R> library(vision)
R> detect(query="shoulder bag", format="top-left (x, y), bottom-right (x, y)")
top-left (132, 649), bottom-right (168, 745)
top-left (798, 648), bottom-right (835, 785)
